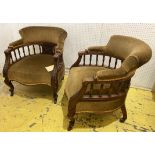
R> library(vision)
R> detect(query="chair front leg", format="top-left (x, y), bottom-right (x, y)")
top-left (3, 49), bottom-right (14, 96)
top-left (68, 117), bottom-right (75, 131)
top-left (67, 100), bottom-right (77, 131)
top-left (120, 104), bottom-right (127, 122)
top-left (51, 67), bottom-right (58, 104)
top-left (67, 83), bottom-right (88, 131)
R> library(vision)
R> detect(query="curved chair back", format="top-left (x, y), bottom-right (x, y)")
top-left (19, 26), bottom-right (67, 51)
top-left (96, 35), bottom-right (152, 80)
top-left (106, 35), bottom-right (152, 72)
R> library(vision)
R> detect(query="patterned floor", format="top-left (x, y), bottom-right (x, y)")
top-left (0, 75), bottom-right (155, 132)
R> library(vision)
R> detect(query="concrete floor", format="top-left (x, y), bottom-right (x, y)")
top-left (0, 75), bottom-right (155, 132)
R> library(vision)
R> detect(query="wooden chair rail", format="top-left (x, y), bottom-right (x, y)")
top-left (80, 77), bottom-right (131, 101)
top-left (71, 50), bottom-right (123, 69)
top-left (4, 42), bottom-right (59, 66)
top-left (3, 42), bottom-right (65, 103)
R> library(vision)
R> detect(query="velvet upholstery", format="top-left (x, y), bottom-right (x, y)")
top-left (4, 26), bottom-right (67, 102)
top-left (9, 26), bottom-right (67, 51)
top-left (65, 66), bottom-right (109, 100)
top-left (19, 26), bottom-right (67, 51)
top-left (65, 35), bottom-right (152, 116)
top-left (8, 55), bottom-right (54, 85)
top-left (89, 35), bottom-right (152, 80)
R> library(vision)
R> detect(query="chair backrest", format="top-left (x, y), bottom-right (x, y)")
top-left (19, 26), bottom-right (67, 51)
top-left (106, 35), bottom-right (152, 72)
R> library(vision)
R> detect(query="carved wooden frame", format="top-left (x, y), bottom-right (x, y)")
top-left (3, 41), bottom-right (65, 103)
top-left (67, 49), bottom-right (135, 131)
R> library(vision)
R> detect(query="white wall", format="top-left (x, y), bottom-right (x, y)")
top-left (0, 23), bottom-right (155, 90)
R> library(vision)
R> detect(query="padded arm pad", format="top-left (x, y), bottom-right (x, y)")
top-left (9, 39), bottom-right (23, 48)
top-left (96, 67), bottom-right (127, 80)
top-left (88, 46), bottom-right (107, 52)
top-left (96, 56), bottom-right (139, 80)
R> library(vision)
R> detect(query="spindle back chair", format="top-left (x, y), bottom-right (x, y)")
top-left (65, 35), bottom-right (152, 130)
top-left (3, 26), bottom-right (67, 103)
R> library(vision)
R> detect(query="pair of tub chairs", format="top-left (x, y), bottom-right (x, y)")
top-left (3, 26), bottom-right (152, 130)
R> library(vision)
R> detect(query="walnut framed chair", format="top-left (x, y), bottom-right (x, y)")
top-left (3, 26), bottom-right (67, 103)
top-left (65, 35), bottom-right (152, 131)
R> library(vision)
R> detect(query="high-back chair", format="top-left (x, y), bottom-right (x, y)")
top-left (65, 35), bottom-right (152, 130)
top-left (3, 26), bottom-right (67, 103)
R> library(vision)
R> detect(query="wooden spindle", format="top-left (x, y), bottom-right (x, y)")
top-left (102, 55), bottom-right (105, 66)
top-left (27, 46), bottom-right (31, 55)
top-left (83, 54), bottom-right (86, 66)
top-left (17, 49), bottom-right (21, 58)
top-left (109, 56), bottom-right (111, 67)
top-left (108, 82), bottom-right (112, 96)
top-left (10, 54), bottom-right (14, 63)
top-left (89, 54), bottom-right (92, 66)
top-left (39, 45), bottom-right (42, 53)
top-left (22, 47), bottom-right (26, 56)
top-left (89, 83), bottom-right (93, 97)
top-left (96, 54), bottom-right (98, 66)
top-left (114, 58), bottom-right (117, 69)
top-left (33, 45), bottom-right (36, 54)
top-left (99, 84), bottom-right (103, 97)
top-left (10, 57), bottom-right (13, 64)
top-left (13, 50), bottom-right (17, 61)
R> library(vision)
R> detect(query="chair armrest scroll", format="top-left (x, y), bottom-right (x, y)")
top-left (4, 48), bottom-right (13, 54)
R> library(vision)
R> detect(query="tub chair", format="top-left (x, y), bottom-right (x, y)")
top-left (3, 26), bottom-right (67, 103)
top-left (65, 35), bottom-right (152, 130)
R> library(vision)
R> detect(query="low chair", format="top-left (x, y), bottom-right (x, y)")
top-left (65, 35), bottom-right (152, 130)
top-left (3, 26), bottom-right (67, 103)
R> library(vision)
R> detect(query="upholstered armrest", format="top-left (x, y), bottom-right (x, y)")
top-left (82, 68), bottom-right (135, 86)
top-left (95, 55), bottom-right (139, 81)
top-left (96, 67), bottom-right (127, 81)
top-left (88, 46), bottom-right (107, 53)
top-left (8, 39), bottom-right (23, 48)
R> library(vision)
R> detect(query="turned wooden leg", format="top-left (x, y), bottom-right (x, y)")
top-left (120, 104), bottom-right (127, 123)
top-left (67, 100), bottom-right (77, 131)
top-left (4, 78), bottom-right (14, 96)
top-left (68, 117), bottom-right (75, 131)
top-left (53, 91), bottom-right (58, 104)
top-left (51, 76), bottom-right (58, 104)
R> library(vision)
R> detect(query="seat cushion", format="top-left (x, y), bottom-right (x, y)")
top-left (8, 54), bottom-right (54, 85)
top-left (65, 66), bottom-right (109, 100)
